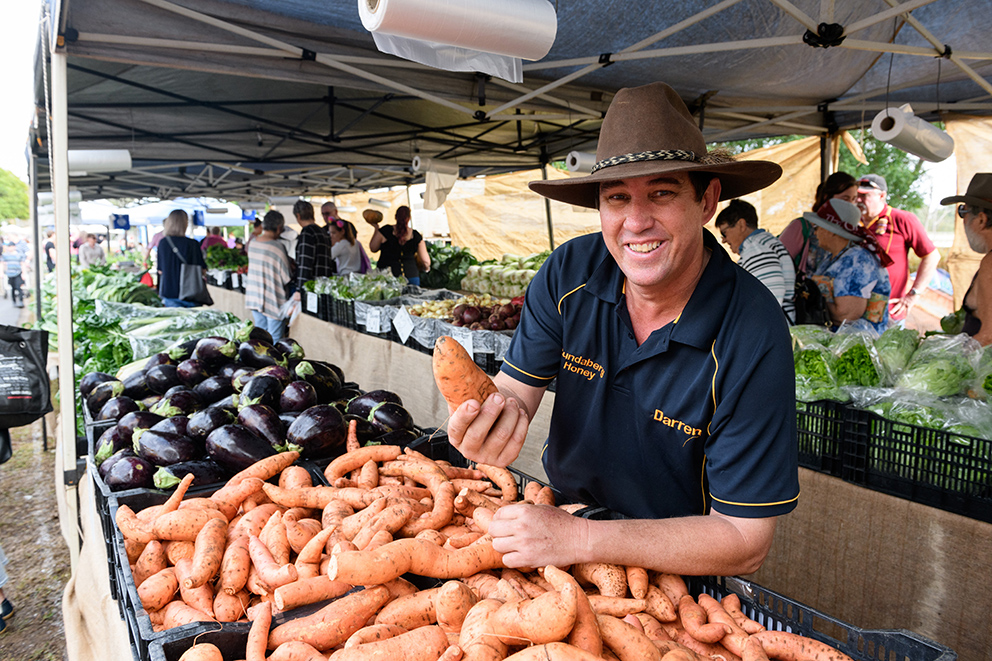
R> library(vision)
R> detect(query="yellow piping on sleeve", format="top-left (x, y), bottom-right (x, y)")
top-left (706, 341), bottom-right (718, 435)
top-left (557, 284), bottom-right (586, 315)
top-left (709, 492), bottom-right (800, 508)
top-left (502, 359), bottom-right (556, 382)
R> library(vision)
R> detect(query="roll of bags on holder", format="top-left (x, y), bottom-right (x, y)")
top-left (566, 151), bottom-right (596, 174)
top-left (412, 156), bottom-right (460, 177)
top-left (359, 0), bottom-right (557, 60)
top-left (870, 104), bottom-right (954, 163)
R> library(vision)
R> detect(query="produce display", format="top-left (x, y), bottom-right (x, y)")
top-left (205, 244), bottom-right (249, 273)
top-left (305, 272), bottom-right (407, 301)
top-left (420, 243), bottom-right (478, 291)
top-left (461, 252), bottom-right (550, 299)
top-left (409, 294), bottom-right (524, 331)
top-left (86, 328), bottom-right (421, 492)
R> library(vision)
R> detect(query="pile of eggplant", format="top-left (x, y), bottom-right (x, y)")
top-left (83, 328), bottom-right (421, 492)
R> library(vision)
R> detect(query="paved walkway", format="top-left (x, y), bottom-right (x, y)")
top-left (0, 279), bottom-right (32, 327)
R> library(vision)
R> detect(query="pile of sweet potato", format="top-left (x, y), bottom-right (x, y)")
top-left (115, 437), bottom-right (855, 661)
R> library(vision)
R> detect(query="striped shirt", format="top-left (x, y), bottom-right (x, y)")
top-left (738, 229), bottom-right (796, 323)
top-left (245, 238), bottom-right (292, 318)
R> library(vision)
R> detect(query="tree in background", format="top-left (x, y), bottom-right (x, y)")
top-left (0, 168), bottom-right (29, 220)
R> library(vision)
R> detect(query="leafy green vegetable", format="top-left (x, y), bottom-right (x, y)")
top-left (834, 343), bottom-right (881, 387)
top-left (874, 327), bottom-right (920, 375)
top-left (420, 243), bottom-right (478, 290)
top-left (205, 244), bottom-right (248, 271)
top-left (310, 273), bottom-right (407, 300)
top-left (897, 349), bottom-right (975, 397)
top-left (940, 308), bottom-right (966, 334)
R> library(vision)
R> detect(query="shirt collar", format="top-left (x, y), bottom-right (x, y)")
top-left (581, 231), bottom-right (735, 350)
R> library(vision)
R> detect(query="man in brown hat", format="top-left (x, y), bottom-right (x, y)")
top-left (940, 172), bottom-right (992, 345)
top-left (447, 82), bottom-right (800, 576)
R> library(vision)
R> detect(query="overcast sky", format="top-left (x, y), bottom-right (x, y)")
top-left (1, 2), bottom-right (42, 183)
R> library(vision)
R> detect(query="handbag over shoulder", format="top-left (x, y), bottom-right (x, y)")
top-left (165, 236), bottom-right (213, 306)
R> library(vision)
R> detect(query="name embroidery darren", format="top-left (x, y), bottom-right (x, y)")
top-left (561, 351), bottom-right (605, 381)
top-left (653, 410), bottom-right (702, 439)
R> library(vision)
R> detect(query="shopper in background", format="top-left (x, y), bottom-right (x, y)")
top-left (200, 226), bottom-right (227, 254)
top-left (715, 199), bottom-right (796, 322)
top-left (0, 542), bottom-right (13, 634)
top-left (940, 173), bottom-right (992, 345)
top-left (320, 201), bottom-right (339, 229)
top-left (78, 233), bottom-right (106, 268)
top-left (807, 198), bottom-right (892, 333)
top-left (1, 243), bottom-right (24, 308)
top-left (245, 210), bottom-right (293, 342)
top-left (43, 231), bottom-right (56, 272)
top-left (446, 82), bottom-right (798, 576)
top-left (366, 205), bottom-right (431, 285)
top-left (156, 209), bottom-right (208, 308)
top-left (857, 173), bottom-right (939, 323)
top-left (292, 200), bottom-right (334, 301)
top-left (779, 171), bottom-right (858, 274)
top-left (328, 218), bottom-right (364, 275)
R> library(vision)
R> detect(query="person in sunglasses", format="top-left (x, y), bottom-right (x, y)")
top-left (941, 173), bottom-right (992, 345)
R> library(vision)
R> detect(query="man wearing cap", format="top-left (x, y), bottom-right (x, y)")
top-left (447, 83), bottom-right (799, 576)
top-left (940, 173), bottom-right (992, 345)
top-left (856, 174), bottom-right (939, 322)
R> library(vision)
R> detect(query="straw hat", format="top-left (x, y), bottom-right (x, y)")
top-left (940, 173), bottom-right (992, 211)
top-left (528, 82), bottom-right (782, 208)
top-left (362, 209), bottom-right (384, 223)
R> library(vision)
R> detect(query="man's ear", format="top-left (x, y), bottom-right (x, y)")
top-left (700, 178), bottom-right (722, 225)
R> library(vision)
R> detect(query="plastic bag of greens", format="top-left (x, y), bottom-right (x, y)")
top-left (789, 325), bottom-right (834, 350)
top-left (831, 329), bottom-right (885, 388)
top-left (874, 326), bottom-right (920, 377)
top-left (896, 334), bottom-right (980, 398)
top-left (794, 342), bottom-right (847, 402)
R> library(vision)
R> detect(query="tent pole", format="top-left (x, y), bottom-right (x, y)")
top-left (820, 135), bottom-right (830, 183)
top-left (52, 46), bottom-right (82, 568)
top-left (541, 164), bottom-right (555, 251)
top-left (29, 134), bottom-right (47, 453)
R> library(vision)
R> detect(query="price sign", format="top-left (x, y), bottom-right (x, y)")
top-left (366, 308), bottom-right (382, 334)
top-left (392, 306), bottom-right (414, 344)
top-left (452, 327), bottom-right (474, 356)
top-left (231, 273), bottom-right (240, 288)
top-left (306, 292), bottom-right (318, 313)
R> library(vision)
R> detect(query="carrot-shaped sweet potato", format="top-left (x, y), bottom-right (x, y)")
top-left (678, 595), bottom-right (730, 644)
top-left (698, 593), bottom-right (749, 656)
top-left (654, 573), bottom-right (689, 607)
top-left (433, 335), bottom-right (499, 408)
top-left (626, 566), bottom-right (649, 600)
top-left (330, 624), bottom-right (449, 661)
top-left (183, 517), bottom-right (227, 589)
top-left (247, 602), bottom-right (273, 661)
top-left (722, 593), bottom-right (765, 634)
top-left (260, 511), bottom-right (293, 565)
top-left (489, 575), bottom-right (578, 646)
top-left (328, 537), bottom-right (504, 585)
top-left (178, 643), bottom-right (224, 661)
top-left (543, 565), bottom-right (603, 657)
top-left (175, 557), bottom-right (215, 618)
top-left (153, 508), bottom-right (227, 542)
top-left (138, 566), bottom-right (179, 613)
top-left (587, 595), bottom-right (648, 617)
top-left (375, 586), bottom-right (440, 629)
top-left (263, 483), bottom-right (345, 510)
top-left (344, 623), bottom-right (408, 647)
top-left (356, 459), bottom-right (379, 490)
top-left (597, 613), bottom-right (663, 661)
top-left (210, 476), bottom-right (266, 520)
top-left (160, 473), bottom-right (196, 514)
top-left (134, 540), bottom-right (169, 588)
top-left (749, 631), bottom-right (855, 661)
top-left (573, 562), bottom-right (627, 598)
top-left (273, 576), bottom-right (353, 612)
top-left (267, 584), bottom-right (391, 650)
top-left (115, 504), bottom-right (155, 544)
top-left (162, 599), bottom-right (216, 629)
top-left (248, 533), bottom-right (298, 592)
top-left (325, 445), bottom-right (403, 483)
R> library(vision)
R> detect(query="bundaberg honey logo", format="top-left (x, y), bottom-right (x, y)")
top-left (561, 350), bottom-right (605, 381)
top-left (653, 409), bottom-right (702, 440)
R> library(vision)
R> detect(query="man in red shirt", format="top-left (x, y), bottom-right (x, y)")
top-left (856, 174), bottom-right (940, 322)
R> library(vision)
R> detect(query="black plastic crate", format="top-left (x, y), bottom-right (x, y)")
top-left (403, 335), bottom-right (434, 356)
top-left (688, 575), bottom-right (954, 661)
top-left (319, 294), bottom-right (335, 322)
top-left (301, 290), bottom-right (320, 319)
top-left (842, 409), bottom-right (992, 523)
top-left (795, 399), bottom-right (850, 477)
top-left (472, 352), bottom-right (501, 376)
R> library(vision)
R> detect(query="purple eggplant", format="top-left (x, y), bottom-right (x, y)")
top-left (207, 394), bottom-right (239, 415)
top-left (372, 428), bottom-right (420, 447)
top-left (165, 385), bottom-right (193, 398)
top-left (153, 458), bottom-right (230, 490)
top-left (275, 338), bottom-right (305, 361)
top-left (237, 404), bottom-right (288, 450)
top-left (188, 407), bottom-right (236, 442)
top-left (238, 340), bottom-right (287, 369)
top-left (116, 411), bottom-right (166, 446)
top-left (97, 396), bottom-right (140, 421)
top-left (104, 453), bottom-right (155, 491)
top-left (253, 364), bottom-right (293, 386)
top-left (144, 352), bottom-right (173, 370)
top-left (87, 380), bottom-right (125, 416)
top-left (150, 389), bottom-right (203, 418)
top-left (94, 426), bottom-right (129, 465)
top-left (286, 405), bottom-right (346, 459)
top-left (167, 339), bottom-right (200, 362)
top-left (122, 370), bottom-right (155, 400)
top-left (194, 375), bottom-right (236, 404)
top-left (337, 387), bottom-right (363, 403)
top-left (176, 359), bottom-right (211, 387)
top-left (278, 412), bottom-right (301, 428)
top-left (232, 368), bottom-right (257, 393)
top-left (151, 415), bottom-right (190, 438)
top-left (205, 424), bottom-right (277, 473)
top-left (368, 401), bottom-right (415, 433)
top-left (133, 428), bottom-right (201, 466)
top-left (216, 363), bottom-right (240, 380)
top-left (193, 336), bottom-right (238, 367)
top-left (347, 390), bottom-right (402, 420)
top-left (294, 361), bottom-right (342, 401)
top-left (343, 414), bottom-right (379, 445)
top-left (239, 375), bottom-right (281, 410)
top-left (141, 395), bottom-right (162, 410)
top-left (80, 372), bottom-right (118, 399)
top-left (98, 447), bottom-right (134, 480)
top-left (280, 381), bottom-right (318, 413)
top-left (146, 364), bottom-right (182, 395)
top-left (236, 321), bottom-right (274, 345)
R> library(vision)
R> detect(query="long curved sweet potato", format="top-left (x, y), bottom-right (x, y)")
top-left (267, 585), bottom-right (391, 650)
top-left (329, 624), bottom-right (449, 661)
top-left (433, 335), bottom-right (499, 409)
top-left (750, 631), bottom-right (855, 661)
top-left (328, 537), bottom-right (504, 585)
top-left (488, 576), bottom-right (577, 646)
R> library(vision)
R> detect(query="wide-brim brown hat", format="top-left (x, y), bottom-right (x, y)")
top-left (529, 82), bottom-right (782, 208)
top-left (940, 173), bottom-right (992, 211)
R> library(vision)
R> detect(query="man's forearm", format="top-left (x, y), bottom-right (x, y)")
top-left (910, 250), bottom-right (940, 294)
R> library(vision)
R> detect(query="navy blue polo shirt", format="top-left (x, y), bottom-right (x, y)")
top-left (501, 230), bottom-right (799, 520)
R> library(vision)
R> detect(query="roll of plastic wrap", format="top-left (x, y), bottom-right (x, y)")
top-left (412, 156), bottom-right (460, 176)
top-left (566, 151), bottom-right (596, 174)
top-left (66, 149), bottom-right (132, 174)
top-left (870, 105), bottom-right (954, 163)
top-left (360, 0), bottom-right (557, 61)
top-left (37, 190), bottom-right (82, 205)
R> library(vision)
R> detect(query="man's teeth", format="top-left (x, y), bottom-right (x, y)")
top-left (628, 241), bottom-right (661, 253)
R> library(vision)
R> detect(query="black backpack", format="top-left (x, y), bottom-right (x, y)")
top-left (791, 219), bottom-right (831, 327)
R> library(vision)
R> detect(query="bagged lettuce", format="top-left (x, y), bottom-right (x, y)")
top-left (874, 327), bottom-right (920, 376)
top-left (790, 325), bottom-right (834, 349)
top-left (794, 342), bottom-right (847, 402)
top-left (831, 330), bottom-right (885, 388)
top-left (896, 334), bottom-right (980, 398)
